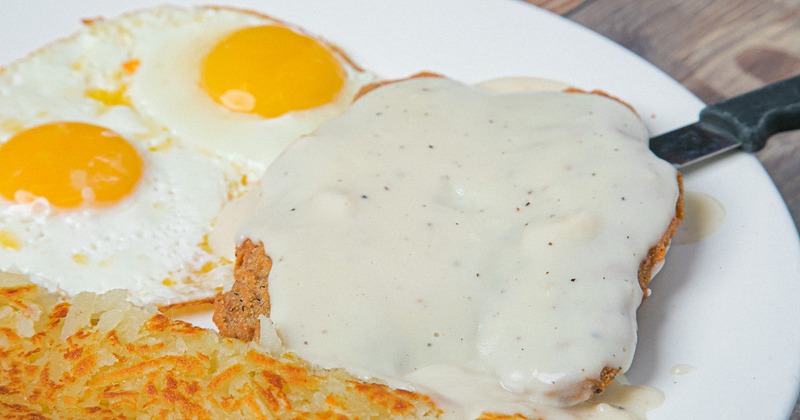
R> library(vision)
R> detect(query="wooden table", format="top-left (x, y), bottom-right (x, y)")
top-left (527, 0), bottom-right (800, 417)
top-left (529, 0), bottom-right (800, 234)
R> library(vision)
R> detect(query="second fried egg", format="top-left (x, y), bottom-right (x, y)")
top-left (124, 7), bottom-right (372, 170)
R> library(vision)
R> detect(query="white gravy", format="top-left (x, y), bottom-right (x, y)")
top-left (672, 191), bottom-right (725, 245)
top-left (239, 77), bottom-right (680, 418)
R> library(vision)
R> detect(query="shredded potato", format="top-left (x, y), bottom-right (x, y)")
top-left (0, 273), bottom-right (441, 419)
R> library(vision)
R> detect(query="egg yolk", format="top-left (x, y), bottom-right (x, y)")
top-left (201, 25), bottom-right (346, 118)
top-left (0, 122), bottom-right (143, 208)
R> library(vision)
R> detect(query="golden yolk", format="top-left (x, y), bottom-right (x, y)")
top-left (201, 25), bottom-right (346, 118)
top-left (0, 122), bottom-right (144, 208)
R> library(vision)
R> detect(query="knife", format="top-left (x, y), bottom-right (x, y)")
top-left (649, 74), bottom-right (800, 168)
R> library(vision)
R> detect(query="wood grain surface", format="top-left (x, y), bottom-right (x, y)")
top-left (526, 0), bottom-right (800, 417)
top-left (528, 0), bottom-right (800, 232)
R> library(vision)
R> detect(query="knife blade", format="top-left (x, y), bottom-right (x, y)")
top-left (649, 74), bottom-right (800, 168)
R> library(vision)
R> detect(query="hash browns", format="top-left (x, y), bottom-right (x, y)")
top-left (0, 272), bottom-right (441, 419)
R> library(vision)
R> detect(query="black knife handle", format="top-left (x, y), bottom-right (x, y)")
top-left (699, 74), bottom-right (800, 152)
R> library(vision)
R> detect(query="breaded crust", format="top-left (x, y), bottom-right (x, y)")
top-left (639, 172), bottom-right (684, 298)
top-left (354, 71), bottom-right (443, 99)
top-left (212, 238), bottom-right (272, 342)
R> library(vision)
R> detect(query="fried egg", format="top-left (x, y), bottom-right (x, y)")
top-left (0, 6), bottom-right (371, 306)
top-left (119, 6), bottom-right (371, 170)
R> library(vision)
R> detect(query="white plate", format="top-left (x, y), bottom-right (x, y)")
top-left (3, 1), bottom-right (800, 419)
